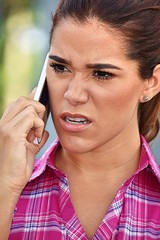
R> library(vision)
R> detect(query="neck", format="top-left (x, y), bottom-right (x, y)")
top-left (56, 134), bottom-right (141, 180)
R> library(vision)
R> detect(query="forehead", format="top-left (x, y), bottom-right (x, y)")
top-left (52, 17), bottom-right (126, 45)
top-left (50, 18), bottom-right (129, 63)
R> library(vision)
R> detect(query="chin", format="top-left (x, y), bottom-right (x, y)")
top-left (59, 136), bottom-right (94, 154)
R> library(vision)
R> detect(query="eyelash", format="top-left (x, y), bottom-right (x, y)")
top-left (49, 62), bottom-right (69, 73)
top-left (92, 70), bottom-right (115, 81)
top-left (49, 62), bottom-right (115, 81)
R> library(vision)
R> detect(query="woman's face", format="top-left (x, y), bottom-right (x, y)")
top-left (47, 19), bottom-right (146, 153)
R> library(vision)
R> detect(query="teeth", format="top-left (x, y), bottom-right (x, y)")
top-left (65, 117), bottom-right (89, 124)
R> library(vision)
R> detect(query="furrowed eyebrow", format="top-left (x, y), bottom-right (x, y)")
top-left (49, 55), bottom-right (122, 71)
top-left (86, 63), bottom-right (122, 70)
top-left (49, 55), bottom-right (70, 64)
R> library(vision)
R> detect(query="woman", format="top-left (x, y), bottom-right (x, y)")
top-left (1, 0), bottom-right (160, 239)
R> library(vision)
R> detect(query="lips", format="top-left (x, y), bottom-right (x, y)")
top-left (60, 112), bottom-right (92, 131)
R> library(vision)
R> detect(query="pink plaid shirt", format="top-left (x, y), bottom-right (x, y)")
top-left (9, 136), bottom-right (160, 239)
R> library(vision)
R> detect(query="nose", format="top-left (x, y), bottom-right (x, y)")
top-left (64, 76), bottom-right (88, 106)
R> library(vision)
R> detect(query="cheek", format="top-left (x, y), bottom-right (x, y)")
top-left (96, 83), bottom-right (142, 121)
top-left (110, 80), bottom-right (143, 105)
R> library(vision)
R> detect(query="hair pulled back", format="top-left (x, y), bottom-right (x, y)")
top-left (51, 0), bottom-right (160, 142)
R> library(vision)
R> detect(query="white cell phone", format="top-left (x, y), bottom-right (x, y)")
top-left (34, 53), bottom-right (50, 127)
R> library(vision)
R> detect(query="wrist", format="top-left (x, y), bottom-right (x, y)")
top-left (0, 184), bottom-right (21, 240)
top-left (0, 183), bottom-right (21, 211)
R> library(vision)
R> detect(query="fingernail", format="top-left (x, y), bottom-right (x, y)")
top-left (32, 87), bottom-right (37, 93)
top-left (33, 138), bottom-right (39, 145)
top-left (38, 138), bottom-right (42, 144)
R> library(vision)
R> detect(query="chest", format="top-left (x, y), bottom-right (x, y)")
top-left (69, 180), bottom-right (119, 239)
top-left (10, 172), bottom-right (160, 240)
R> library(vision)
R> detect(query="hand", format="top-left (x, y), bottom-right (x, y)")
top-left (0, 92), bottom-right (49, 196)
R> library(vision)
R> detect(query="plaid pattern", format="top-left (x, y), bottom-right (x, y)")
top-left (9, 136), bottom-right (160, 239)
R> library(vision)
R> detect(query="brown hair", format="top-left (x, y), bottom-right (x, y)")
top-left (51, 0), bottom-right (160, 142)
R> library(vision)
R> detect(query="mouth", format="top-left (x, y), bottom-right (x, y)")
top-left (60, 112), bottom-right (92, 132)
top-left (64, 116), bottom-right (90, 125)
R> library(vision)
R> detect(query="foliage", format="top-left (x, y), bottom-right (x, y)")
top-left (0, 0), bottom-right (32, 116)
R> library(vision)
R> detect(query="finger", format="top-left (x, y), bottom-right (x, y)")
top-left (1, 96), bottom-right (45, 123)
top-left (26, 131), bottom-right (49, 163)
top-left (29, 87), bottom-right (37, 99)
top-left (38, 130), bottom-right (49, 149)
top-left (13, 105), bottom-right (45, 138)
top-left (1, 88), bottom-right (37, 122)
top-left (1, 105), bottom-right (45, 144)
top-left (16, 97), bottom-right (46, 119)
top-left (0, 102), bottom-right (16, 121)
top-left (27, 129), bottom-right (36, 143)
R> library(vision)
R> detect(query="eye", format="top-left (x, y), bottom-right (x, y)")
top-left (93, 70), bottom-right (115, 81)
top-left (49, 62), bottom-right (70, 73)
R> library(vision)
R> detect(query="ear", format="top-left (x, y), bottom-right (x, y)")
top-left (140, 64), bottom-right (160, 102)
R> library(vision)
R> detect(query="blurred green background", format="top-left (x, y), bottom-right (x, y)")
top-left (0, 0), bottom-right (58, 115)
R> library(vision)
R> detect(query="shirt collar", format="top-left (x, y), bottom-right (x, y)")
top-left (140, 135), bottom-right (160, 182)
top-left (29, 137), bottom-right (63, 181)
top-left (29, 136), bottom-right (160, 182)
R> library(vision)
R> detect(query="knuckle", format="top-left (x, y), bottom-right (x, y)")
top-left (41, 104), bottom-right (46, 113)
top-left (27, 105), bottom-right (35, 111)
top-left (7, 101), bottom-right (16, 108)
top-left (27, 106), bottom-right (37, 117)
top-left (36, 102), bottom-right (46, 114)
top-left (40, 119), bottom-right (45, 128)
top-left (16, 96), bottom-right (27, 106)
top-left (37, 117), bottom-right (44, 128)
top-left (0, 101), bottom-right (16, 120)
